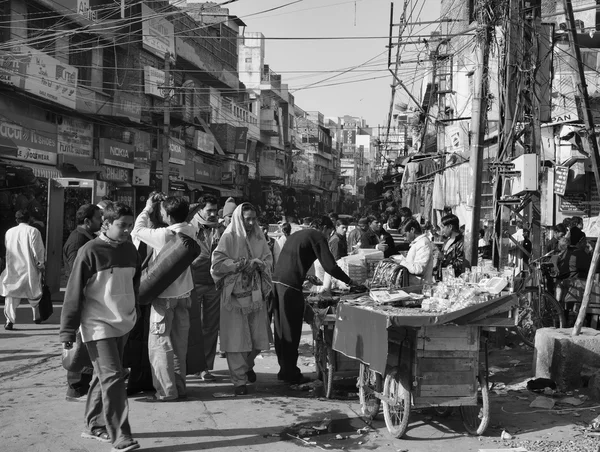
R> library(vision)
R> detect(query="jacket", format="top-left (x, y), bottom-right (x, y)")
top-left (438, 234), bottom-right (465, 278)
top-left (329, 233), bottom-right (348, 260)
top-left (400, 234), bottom-right (435, 286)
top-left (360, 228), bottom-right (395, 258)
top-left (188, 214), bottom-right (224, 286)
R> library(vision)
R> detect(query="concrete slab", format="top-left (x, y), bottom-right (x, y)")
top-left (534, 327), bottom-right (600, 390)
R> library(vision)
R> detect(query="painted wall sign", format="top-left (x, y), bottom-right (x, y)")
top-left (141, 4), bottom-right (176, 59)
top-left (0, 45), bottom-right (78, 109)
top-left (57, 116), bottom-right (93, 157)
top-left (98, 138), bottom-right (135, 169)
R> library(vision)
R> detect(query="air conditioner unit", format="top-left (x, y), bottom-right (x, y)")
top-left (510, 154), bottom-right (538, 195)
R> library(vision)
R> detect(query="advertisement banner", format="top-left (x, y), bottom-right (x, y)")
top-left (168, 137), bottom-right (185, 165)
top-left (99, 165), bottom-right (132, 183)
top-left (554, 166), bottom-right (569, 197)
top-left (193, 130), bottom-right (215, 154)
top-left (141, 4), bottom-right (176, 59)
top-left (0, 115), bottom-right (57, 164)
top-left (133, 168), bottom-right (150, 186)
top-left (57, 116), bottom-right (93, 157)
top-left (0, 45), bottom-right (78, 109)
top-left (99, 138), bottom-right (135, 169)
top-left (221, 171), bottom-right (234, 185)
top-left (143, 66), bottom-right (169, 98)
top-left (113, 91), bottom-right (142, 123)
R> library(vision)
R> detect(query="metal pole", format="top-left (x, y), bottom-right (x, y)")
top-left (162, 52), bottom-right (171, 194)
top-left (562, 0), bottom-right (600, 335)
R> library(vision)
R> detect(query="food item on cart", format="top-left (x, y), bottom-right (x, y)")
top-left (478, 277), bottom-right (508, 295)
top-left (370, 259), bottom-right (405, 288)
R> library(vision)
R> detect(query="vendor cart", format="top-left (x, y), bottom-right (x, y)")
top-left (307, 295), bottom-right (361, 398)
top-left (332, 293), bottom-right (518, 438)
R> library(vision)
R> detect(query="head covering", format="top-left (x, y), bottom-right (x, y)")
top-left (222, 197), bottom-right (236, 218)
top-left (210, 203), bottom-right (272, 314)
top-left (97, 200), bottom-right (111, 211)
top-left (358, 217), bottom-right (369, 226)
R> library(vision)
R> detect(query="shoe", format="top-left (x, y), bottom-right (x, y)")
top-left (110, 439), bottom-right (140, 452)
top-left (246, 369), bottom-right (257, 383)
top-left (66, 395), bottom-right (87, 403)
top-left (34, 319), bottom-right (42, 324)
top-left (219, 351), bottom-right (226, 358)
top-left (4, 322), bottom-right (13, 330)
top-left (200, 371), bottom-right (217, 382)
top-left (81, 427), bottom-right (111, 443)
top-left (139, 395), bottom-right (177, 403)
top-left (234, 385), bottom-right (248, 396)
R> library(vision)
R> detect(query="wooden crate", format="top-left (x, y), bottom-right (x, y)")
top-left (413, 325), bottom-right (479, 406)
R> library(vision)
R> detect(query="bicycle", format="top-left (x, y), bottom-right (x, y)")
top-left (513, 256), bottom-right (566, 347)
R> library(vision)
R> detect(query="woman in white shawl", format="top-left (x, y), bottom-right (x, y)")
top-left (211, 203), bottom-right (272, 395)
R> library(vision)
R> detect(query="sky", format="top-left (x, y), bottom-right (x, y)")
top-left (226, 0), bottom-right (442, 129)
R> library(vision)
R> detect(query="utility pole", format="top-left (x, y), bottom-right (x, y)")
top-left (562, 0), bottom-right (600, 335)
top-left (162, 51), bottom-right (171, 194)
top-left (466, 6), bottom-right (491, 266)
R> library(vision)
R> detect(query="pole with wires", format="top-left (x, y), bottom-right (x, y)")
top-left (162, 51), bottom-right (171, 195)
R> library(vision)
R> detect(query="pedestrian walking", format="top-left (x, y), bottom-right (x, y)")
top-left (60, 202), bottom-right (141, 452)
top-left (272, 217), bottom-right (355, 384)
top-left (211, 203), bottom-right (273, 395)
top-left (62, 203), bottom-right (103, 402)
top-left (188, 194), bottom-right (226, 382)
top-left (132, 195), bottom-right (198, 402)
top-left (1, 210), bottom-right (45, 330)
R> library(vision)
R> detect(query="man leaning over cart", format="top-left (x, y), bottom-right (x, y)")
top-left (272, 216), bottom-right (358, 384)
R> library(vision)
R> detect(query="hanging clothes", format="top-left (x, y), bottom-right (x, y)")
top-left (445, 167), bottom-right (461, 207)
top-left (457, 163), bottom-right (472, 205)
top-left (422, 182), bottom-right (434, 222)
top-left (432, 173), bottom-right (445, 211)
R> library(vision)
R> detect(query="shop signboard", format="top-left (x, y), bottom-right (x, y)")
top-left (57, 116), bottom-right (93, 157)
top-left (144, 66), bottom-right (169, 98)
top-left (156, 161), bottom-right (184, 181)
top-left (168, 137), bottom-right (186, 165)
top-left (113, 91), bottom-right (142, 123)
top-left (99, 165), bottom-right (132, 183)
top-left (194, 161), bottom-right (221, 184)
top-left (559, 192), bottom-right (587, 213)
top-left (221, 171), bottom-right (234, 185)
top-left (98, 138), bottom-right (135, 169)
top-left (141, 4), bottom-right (176, 59)
top-left (554, 166), bottom-right (569, 197)
top-left (0, 115), bottom-right (57, 164)
top-left (0, 45), bottom-right (78, 110)
top-left (193, 130), bottom-right (215, 154)
top-left (181, 151), bottom-right (195, 180)
top-left (234, 127), bottom-right (248, 154)
top-left (133, 168), bottom-right (150, 186)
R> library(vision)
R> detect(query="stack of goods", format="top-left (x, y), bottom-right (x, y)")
top-left (369, 259), bottom-right (407, 288)
top-left (420, 275), bottom-right (507, 313)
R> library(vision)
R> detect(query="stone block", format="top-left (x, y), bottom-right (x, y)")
top-left (534, 327), bottom-right (600, 390)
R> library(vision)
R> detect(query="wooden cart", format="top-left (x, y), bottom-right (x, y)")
top-left (307, 296), bottom-right (361, 398)
top-left (332, 293), bottom-right (518, 438)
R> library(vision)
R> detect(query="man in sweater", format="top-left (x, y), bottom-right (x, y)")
top-left (328, 219), bottom-right (349, 260)
top-left (188, 195), bottom-right (227, 381)
top-left (62, 203), bottom-right (103, 402)
top-left (60, 202), bottom-right (141, 452)
top-left (272, 216), bottom-right (355, 383)
top-left (132, 196), bottom-right (198, 401)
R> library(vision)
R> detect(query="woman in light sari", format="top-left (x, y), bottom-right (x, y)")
top-left (211, 203), bottom-right (273, 395)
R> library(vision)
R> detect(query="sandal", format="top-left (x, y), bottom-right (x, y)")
top-left (111, 439), bottom-right (140, 452)
top-left (81, 427), bottom-right (111, 443)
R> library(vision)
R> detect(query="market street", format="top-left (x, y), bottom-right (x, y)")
top-left (1, 304), bottom-right (598, 452)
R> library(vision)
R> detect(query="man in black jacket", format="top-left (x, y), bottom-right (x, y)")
top-left (62, 203), bottom-right (103, 402)
top-left (272, 216), bottom-right (356, 383)
top-left (359, 216), bottom-right (395, 258)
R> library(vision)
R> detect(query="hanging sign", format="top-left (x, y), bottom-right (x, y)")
top-left (98, 138), bottom-right (135, 169)
top-left (554, 166), bottom-right (569, 197)
top-left (57, 116), bottom-right (93, 157)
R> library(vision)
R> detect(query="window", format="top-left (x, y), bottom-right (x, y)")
top-left (27, 2), bottom-right (58, 55)
top-left (69, 34), bottom-right (92, 87)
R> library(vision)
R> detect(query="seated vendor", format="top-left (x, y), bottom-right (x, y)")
top-left (359, 216), bottom-right (396, 258)
top-left (394, 219), bottom-right (435, 286)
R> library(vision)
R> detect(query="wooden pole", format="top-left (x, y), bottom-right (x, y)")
top-left (562, 0), bottom-right (600, 335)
top-left (162, 52), bottom-right (171, 194)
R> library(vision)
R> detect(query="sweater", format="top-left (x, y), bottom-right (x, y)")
top-left (273, 229), bottom-right (352, 290)
top-left (189, 214), bottom-right (224, 285)
top-left (329, 233), bottom-right (348, 260)
top-left (63, 226), bottom-right (96, 274)
top-left (60, 237), bottom-right (141, 343)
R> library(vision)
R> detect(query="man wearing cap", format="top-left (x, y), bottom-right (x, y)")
top-left (189, 195), bottom-right (228, 381)
top-left (1, 210), bottom-right (45, 330)
top-left (221, 197), bottom-right (236, 227)
top-left (347, 217), bottom-right (369, 251)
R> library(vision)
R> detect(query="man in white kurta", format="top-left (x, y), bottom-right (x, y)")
top-left (1, 210), bottom-right (45, 329)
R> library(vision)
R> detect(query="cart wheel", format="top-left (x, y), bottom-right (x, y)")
top-left (320, 345), bottom-right (335, 398)
top-left (358, 363), bottom-right (382, 419)
top-left (460, 372), bottom-right (490, 436)
top-left (315, 338), bottom-right (325, 381)
top-left (382, 368), bottom-right (411, 438)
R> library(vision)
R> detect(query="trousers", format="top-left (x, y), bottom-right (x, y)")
top-left (226, 349), bottom-right (260, 387)
top-left (195, 283), bottom-right (221, 370)
top-left (85, 335), bottom-right (132, 446)
top-left (4, 296), bottom-right (40, 324)
top-left (272, 283), bottom-right (305, 380)
top-left (148, 297), bottom-right (191, 400)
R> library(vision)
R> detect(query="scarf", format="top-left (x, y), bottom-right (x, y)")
top-left (211, 203), bottom-right (272, 315)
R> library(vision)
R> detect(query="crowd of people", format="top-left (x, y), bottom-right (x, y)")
top-left (1, 189), bottom-right (596, 452)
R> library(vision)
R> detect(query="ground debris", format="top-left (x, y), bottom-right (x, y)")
top-left (529, 396), bottom-right (555, 410)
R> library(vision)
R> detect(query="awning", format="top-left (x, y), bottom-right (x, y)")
top-left (0, 136), bottom-right (17, 157)
top-left (201, 183), bottom-right (242, 198)
top-left (0, 158), bottom-right (63, 179)
top-left (58, 155), bottom-right (102, 173)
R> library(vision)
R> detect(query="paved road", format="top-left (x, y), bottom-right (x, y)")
top-left (0, 304), bottom-right (596, 452)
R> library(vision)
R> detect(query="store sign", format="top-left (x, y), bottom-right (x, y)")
top-left (193, 130), bottom-right (215, 154)
top-left (234, 127), bottom-right (248, 154)
top-left (99, 165), bottom-right (132, 183)
top-left (76, 0), bottom-right (98, 21)
top-left (133, 168), bottom-right (150, 186)
top-left (57, 116), bottom-right (93, 157)
top-left (554, 166), bottom-right (569, 197)
top-left (113, 91), bottom-right (142, 123)
top-left (0, 45), bottom-right (78, 109)
top-left (141, 4), bottom-right (176, 59)
top-left (0, 115), bottom-right (57, 163)
top-left (98, 138), bottom-right (135, 169)
top-left (194, 162), bottom-right (221, 184)
top-left (221, 171), bottom-right (234, 185)
top-left (168, 137), bottom-right (185, 165)
top-left (143, 66), bottom-right (170, 98)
